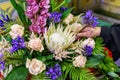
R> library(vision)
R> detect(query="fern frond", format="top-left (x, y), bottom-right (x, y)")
top-left (62, 62), bottom-right (96, 80)
top-left (93, 37), bottom-right (104, 54)
top-left (4, 50), bottom-right (25, 66)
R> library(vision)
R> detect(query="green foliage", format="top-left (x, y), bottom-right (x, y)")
top-left (5, 66), bottom-right (28, 80)
top-left (86, 54), bottom-right (105, 67)
top-left (10, 0), bottom-right (30, 27)
top-left (61, 8), bottom-right (73, 19)
top-left (31, 72), bottom-right (50, 80)
top-left (62, 62), bottom-right (96, 80)
top-left (92, 37), bottom-right (104, 54)
top-left (98, 56), bottom-right (120, 79)
top-left (4, 50), bottom-right (26, 66)
top-left (50, 0), bottom-right (58, 11)
top-left (52, 0), bottom-right (71, 11)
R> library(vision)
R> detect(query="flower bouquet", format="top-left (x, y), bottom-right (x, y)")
top-left (0, 0), bottom-right (120, 80)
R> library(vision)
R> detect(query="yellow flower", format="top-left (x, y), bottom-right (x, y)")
top-left (44, 23), bottom-right (76, 52)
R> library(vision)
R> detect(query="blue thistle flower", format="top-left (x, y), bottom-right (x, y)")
top-left (46, 64), bottom-right (62, 80)
top-left (49, 12), bottom-right (62, 23)
top-left (83, 10), bottom-right (99, 27)
top-left (1, 14), bottom-right (10, 22)
top-left (60, 6), bottom-right (68, 12)
top-left (85, 45), bottom-right (93, 56)
top-left (10, 36), bottom-right (26, 53)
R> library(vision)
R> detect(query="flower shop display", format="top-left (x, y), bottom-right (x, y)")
top-left (0, 0), bottom-right (120, 80)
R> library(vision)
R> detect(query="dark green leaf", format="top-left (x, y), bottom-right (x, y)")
top-left (6, 66), bottom-right (28, 80)
top-left (46, 55), bottom-right (53, 60)
top-left (10, 0), bottom-right (29, 27)
top-left (86, 54), bottom-right (105, 67)
top-left (61, 8), bottom-right (73, 19)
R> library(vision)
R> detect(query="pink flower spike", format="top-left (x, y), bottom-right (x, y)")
top-left (25, 5), bottom-right (39, 19)
top-left (26, 0), bottom-right (37, 5)
top-left (39, 0), bottom-right (50, 9)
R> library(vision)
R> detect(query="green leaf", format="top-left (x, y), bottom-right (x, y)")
top-left (62, 62), bottom-right (96, 80)
top-left (10, 0), bottom-right (29, 27)
top-left (86, 54), bottom-right (105, 67)
top-left (107, 72), bottom-right (119, 78)
top-left (92, 37), bottom-right (104, 55)
top-left (61, 8), bottom-right (73, 19)
top-left (6, 66), bottom-right (28, 80)
top-left (64, 0), bottom-right (71, 3)
top-left (4, 50), bottom-right (26, 66)
top-left (46, 55), bottom-right (53, 60)
top-left (31, 72), bottom-right (50, 80)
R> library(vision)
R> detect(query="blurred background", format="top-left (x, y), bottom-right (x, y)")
top-left (0, 0), bottom-right (120, 25)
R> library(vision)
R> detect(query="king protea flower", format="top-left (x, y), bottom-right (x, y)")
top-left (44, 23), bottom-right (76, 52)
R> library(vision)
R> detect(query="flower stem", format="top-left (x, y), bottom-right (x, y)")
top-left (53, 1), bottom-right (65, 11)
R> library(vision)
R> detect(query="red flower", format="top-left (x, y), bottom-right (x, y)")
top-left (104, 47), bottom-right (113, 58)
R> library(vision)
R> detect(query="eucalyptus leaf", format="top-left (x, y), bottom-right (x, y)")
top-left (86, 54), bottom-right (105, 67)
top-left (107, 72), bottom-right (119, 78)
top-left (6, 66), bottom-right (28, 80)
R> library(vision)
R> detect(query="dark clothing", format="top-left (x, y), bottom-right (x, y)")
top-left (100, 24), bottom-right (120, 61)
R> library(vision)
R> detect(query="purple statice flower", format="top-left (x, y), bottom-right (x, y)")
top-left (10, 36), bottom-right (26, 53)
top-left (83, 10), bottom-right (99, 27)
top-left (26, 0), bottom-right (37, 5)
top-left (0, 61), bottom-right (5, 71)
top-left (25, 5), bottom-right (39, 19)
top-left (0, 19), bottom-right (4, 27)
top-left (60, 6), bottom-right (68, 12)
top-left (84, 45), bottom-right (93, 56)
top-left (49, 12), bottom-right (62, 23)
top-left (1, 14), bottom-right (10, 22)
top-left (46, 64), bottom-right (62, 80)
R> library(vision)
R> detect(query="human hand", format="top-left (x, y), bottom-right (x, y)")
top-left (77, 27), bottom-right (101, 38)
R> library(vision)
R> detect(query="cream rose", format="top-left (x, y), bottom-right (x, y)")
top-left (63, 14), bottom-right (74, 24)
top-left (70, 23), bottom-right (82, 33)
top-left (9, 24), bottom-right (24, 39)
top-left (73, 55), bottom-right (87, 67)
top-left (28, 38), bottom-right (44, 52)
top-left (81, 38), bottom-right (95, 49)
top-left (26, 58), bottom-right (46, 75)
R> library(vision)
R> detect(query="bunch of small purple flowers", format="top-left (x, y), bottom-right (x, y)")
top-left (84, 45), bottom-right (93, 56)
top-left (83, 10), bottom-right (99, 27)
top-left (49, 6), bottom-right (68, 23)
top-left (46, 64), bottom-right (62, 80)
top-left (0, 14), bottom-right (10, 27)
top-left (10, 36), bottom-right (26, 53)
top-left (25, 0), bottom-right (50, 34)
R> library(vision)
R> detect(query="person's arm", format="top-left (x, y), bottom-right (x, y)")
top-left (78, 24), bottom-right (120, 62)
top-left (100, 24), bottom-right (120, 62)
